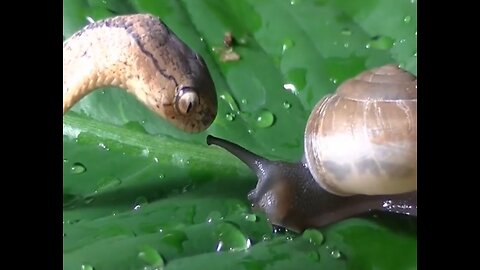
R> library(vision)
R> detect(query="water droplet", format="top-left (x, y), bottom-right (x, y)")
top-left (262, 234), bottom-right (271, 241)
top-left (247, 129), bottom-right (254, 134)
top-left (123, 121), bottom-right (147, 133)
top-left (220, 92), bottom-right (240, 113)
top-left (138, 245), bottom-right (165, 268)
top-left (63, 158), bottom-right (68, 163)
top-left (71, 162), bottom-right (86, 174)
top-left (302, 229), bottom-right (324, 246)
top-left (341, 28), bottom-right (352, 36)
top-left (413, 52), bottom-right (417, 57)
top-left (98, 142), bottom-right (109, 150)
top-left (330, 249), bottom-right (342, 259)
top-left (290, 0), bottom-right (299, 5)
top-left (225, 113), bottom-right (236, 121)
top-left (244, 214), bottom-right (257, 222)
top-left (241, 98), bottom-right (248, 104)
top-left (171, 154), bottom-right (190, 167)
top-left (285, 235), bottom-right (293, 241)
top-left (399, 39), bottom-right (406, 44)
top-left (158, 174), bottom-right (165, 179)
top-left (343, 42), bottom-right (349, 48)
top-left (133, 196), bottom-right (148, 211)
top-left (366, 36), bottom-right (395, 50)
top-left (81, 264), bottom-right (94, 270)
top-left (141, 148), bottom-right (150, 157)
top-left (255, 110), bottom-right (275, 128)
top-left (404, 16), bottom-right (412, 23)
top-left (215, 222), bottom-right (251, 252)
top-left (282, 39), bottom-right (295, 54)
top-left (83, 196), bottom-right (95, 204)
top-left (283, 83), bottom-right (297, 94)
top-left (329, 78), bottom-right (338, 84)
top-left (153, 157), bottom-right (159, 163)
top-left (272, 225), bottom-right (287, 234)
top-left (284, 68), bottom-right (307, 93)
top-left (95, 176), bottom-right (122, 192)
top-left (282, 101), bottom-right (291, 109)
top-left (307, 250), bottom-right (320, 261)
top-left (160, 230), bottom-right (188, 252)
top-left (207, 211), bottom-right (223, 223)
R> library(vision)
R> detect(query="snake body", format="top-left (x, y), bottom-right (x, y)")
top-left (63, 14), bottom-right (217, 133)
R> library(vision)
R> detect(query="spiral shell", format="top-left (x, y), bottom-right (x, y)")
top-left (304, 64), bottom-right (417, 196)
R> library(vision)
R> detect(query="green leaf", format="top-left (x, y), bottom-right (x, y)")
top-left (63, 0), bottom-right (417, 269)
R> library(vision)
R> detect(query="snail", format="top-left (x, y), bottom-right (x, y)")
top-left (63, 13), bottom-right (217, 133)
top-left (207, 64), bottom-right (417, 233)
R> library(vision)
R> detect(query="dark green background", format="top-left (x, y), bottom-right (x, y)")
top-left (63, 0), bottom-right (417, 269)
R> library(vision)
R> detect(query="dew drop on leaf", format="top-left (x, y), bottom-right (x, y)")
top-left (282, 101), bottom-right (291, 109)
top-left (282, 38), bottom-right (295, 54)
top-left (255, 110), bottom-right (275, 128)
top-left (226, 113), bottom-right (236, 121)
top-left (98, 142), bottom-right (109, 150)
top-left (302, 229), bottom-right (324, 246)
top-left (215, 222), bottom-right (251, 252)
top-left (83, 195), bottom-right (95, 204)
top-left (330, 249), bottom-right (342, 259)
top-left (81, 264), bottom-right (94, 270)
top-left (262, 234), bottom-right (271, 241)
top-left (220, 92), bottom-right (240, 113)
top-left (341, 28), bottom-right (352, 36)
top-left (95, 176), bottom-right (122, 192)
top-left (207, 211), bottom-right (223, 223)
top-left (123, 121), bottom-right (147, 133)
top-left (160, 230), bottom-right (188, 252)
top-left (138, 245), bottom-right (165, 268)
top-left (244, 213), bottom-right (257, 222)
top-left (366, 36), bottom-right (395, 50)
top-left (71, 162), bottom-right (86, 174)
top-left (133, 196), bottom-right (148, 211)
top-left (284, 68), bottom-right (307, 92)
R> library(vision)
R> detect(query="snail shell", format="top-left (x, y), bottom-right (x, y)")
top-left (304, 64), bottom-right (417, 196)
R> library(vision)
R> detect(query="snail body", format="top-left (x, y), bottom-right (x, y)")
top-left (207, 64), bottom-right (417, 232)
top-left (63, 13), bottom-right (217, 133)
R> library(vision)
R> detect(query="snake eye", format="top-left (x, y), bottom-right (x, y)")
top-left (175, 87), bottom-right (199, 115)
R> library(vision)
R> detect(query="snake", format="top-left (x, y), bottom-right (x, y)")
top-left (63, 13), bottom-right (218, 133)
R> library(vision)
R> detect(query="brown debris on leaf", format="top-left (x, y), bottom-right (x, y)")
top-left (212, 31), bottom-right (242, 62)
